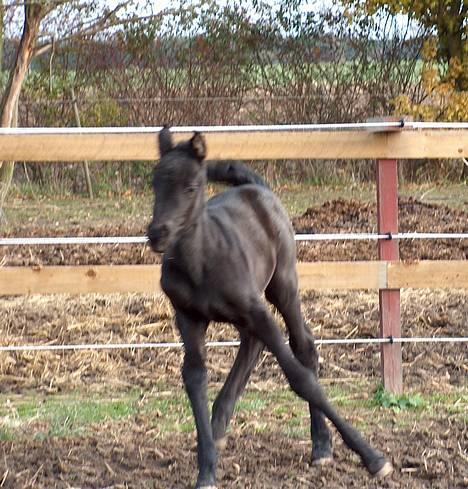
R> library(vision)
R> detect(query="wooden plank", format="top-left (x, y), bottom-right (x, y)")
top-left (0, 265), bottom-right (162, 295)
top-left (0, 262), bottom-right (385, 295)
top-left (388, 260), bottom-right (468, 289)
top-left (0, 133), bottom-right (158, 162)
top-left (297, 261), bottom-right (387, 290)
top-left (376, 158), bottom-right (402, 394)
top-left (1, 261), bottom-right (466, 296)
top-left (389, 130), bottom-right (467, 159)
top-left (379, 290), bottom-right (402, 393)
top-left (0, 129), bottom-right (465, 161)
top-left (201, 131), bottom-right (388, 160)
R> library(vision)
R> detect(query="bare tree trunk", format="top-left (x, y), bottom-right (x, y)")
top-left (0, 4), bottom-right (45, 215)
top-left (0, 99), bottom-right (17, 223)
top-left (0, 1), bottom-right (4, 76)
top-left (71, 86), bottom-right (94, 198)
top-left (437, 0), bottom-right (467, 91)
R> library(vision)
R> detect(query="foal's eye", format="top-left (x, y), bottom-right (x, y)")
top-left (185, 185), bottom-right (198, 194)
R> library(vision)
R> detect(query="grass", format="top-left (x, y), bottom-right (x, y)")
top-left (372, 383), bottom-right (425, 412)
top-left (0, 393), bottom-right (141, 440)
top-left (2, 193), bottom-right (151, 230)
top-left (3, 181), bottom-right (466, 232)
top-left (1, 383), bottom-right (465, 442)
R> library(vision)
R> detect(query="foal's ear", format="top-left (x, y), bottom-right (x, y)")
top-left (159, 126), bottom-right (174, 157)
top-left (190, 132), bottom-right (207, 162)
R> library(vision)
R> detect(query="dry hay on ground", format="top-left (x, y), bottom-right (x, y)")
top-left (0, 197), bottom-right (466, 393)
top-left (0, 289), bottom-right (465, 394)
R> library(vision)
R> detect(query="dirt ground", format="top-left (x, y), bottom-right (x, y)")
top-left (0, 197), bottom-right (467, 488)
top-left (1, 416), bottom-right (467, 489)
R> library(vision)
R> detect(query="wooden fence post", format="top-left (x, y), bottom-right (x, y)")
top-left (376, 159), bottom-right (403, 394)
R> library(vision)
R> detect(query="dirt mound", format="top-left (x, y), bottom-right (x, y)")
top-left (1, 198), bottom-right (467, 266)
top-left (293, 198), bottom-right (468, 261)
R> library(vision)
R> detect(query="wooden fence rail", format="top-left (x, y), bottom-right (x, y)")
top-left (1, 124), bottom-right (467, 394)
top-left (1, 261), bottom-right (467, 295)
top-left (0, 128), bottom-right (466, 160)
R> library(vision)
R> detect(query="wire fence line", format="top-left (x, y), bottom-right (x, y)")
top-left (19, 95), bottom-right (389, 105)
top-left (1, 336), bottom-right (467, 353)
top-left (1, 232), bottom-right (467, 246)
top-left (2, 121), bottom-right (468, 135)
top-left (1, 122), bottom-right (466, 356)
top-left (1, 122), bottom-right (403, 134)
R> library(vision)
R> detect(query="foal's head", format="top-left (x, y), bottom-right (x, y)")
top-left (147, 127), bottom-right (207, 253)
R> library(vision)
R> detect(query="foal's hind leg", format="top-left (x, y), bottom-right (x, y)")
top-left (211, 332), bottom-right (263, 449)
top-left (245, 300), bottom-right (392, 478)
top-left (266, 276), bottom-right (333, 463)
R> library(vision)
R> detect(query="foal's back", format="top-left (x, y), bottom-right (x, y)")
top-left (207, 183), bottom-right (293, 241)
top-left (205, 183), bottom-right (296, 290)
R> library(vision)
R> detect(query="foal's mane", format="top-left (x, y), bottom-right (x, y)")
top-left (206, 160), bottom-right (269, 189)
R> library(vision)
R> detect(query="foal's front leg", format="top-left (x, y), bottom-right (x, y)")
top-left (175, 311), bottom-right (217, 489)
top-left (211, 332), bottom-right (264, 448)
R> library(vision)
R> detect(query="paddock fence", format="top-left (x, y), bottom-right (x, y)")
top-left (0, 121), bottom-right (467, 394)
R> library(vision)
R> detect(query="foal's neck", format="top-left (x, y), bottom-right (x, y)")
top-left (172, 188), bottom-right (209, 282)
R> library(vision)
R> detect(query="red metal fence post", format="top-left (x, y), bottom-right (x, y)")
top-left (376, 158), bottom-right (403, 394)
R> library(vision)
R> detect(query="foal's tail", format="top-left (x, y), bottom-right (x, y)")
top-left (207, 160), bottom-right (269, 189)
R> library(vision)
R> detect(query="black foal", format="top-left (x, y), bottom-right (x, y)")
top-left (147, 128), bottom-right (392, 488)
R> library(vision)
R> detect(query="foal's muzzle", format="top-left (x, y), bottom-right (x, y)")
top-left (147, 223), bottom-right (170, 253)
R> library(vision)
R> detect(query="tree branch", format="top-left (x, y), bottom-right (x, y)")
top-left (31, 1), bottom-right (147, 58)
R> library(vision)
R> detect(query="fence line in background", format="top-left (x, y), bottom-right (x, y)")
top-left (2, 126), bottom-right (465, 161)
top-left (1, 232), bottom-right (467, 246)
top-left (2, 121), bottom-right (468, 135)
top-left (1, 123), bottom-right (466, 393)
top-left (23, 96), bottom-right (318, 105)
top-left (1, 336), bottom-right (467, 353)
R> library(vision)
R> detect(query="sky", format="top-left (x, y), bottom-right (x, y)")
top-left (5, 0), bottom-right (416, 40)
top-left (5, 1), bottom-right (337, 37)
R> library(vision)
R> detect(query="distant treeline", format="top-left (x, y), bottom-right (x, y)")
top-left (5, 4), bottom-right (465, 194)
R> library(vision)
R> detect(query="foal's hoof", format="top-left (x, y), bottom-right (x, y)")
top-left (311, 455), bottom-right (334, 466)
top-left (312, 445), bottom-right (333, 466)
top-left (373, 461), bottom-right (393, 479)
top-left (215, 437), bottom-right (227, 451)
top-left (368, 457), bottom-right (393, 479)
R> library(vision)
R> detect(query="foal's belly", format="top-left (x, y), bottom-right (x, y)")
top-left (161, 252), bottom-right (274, 324)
